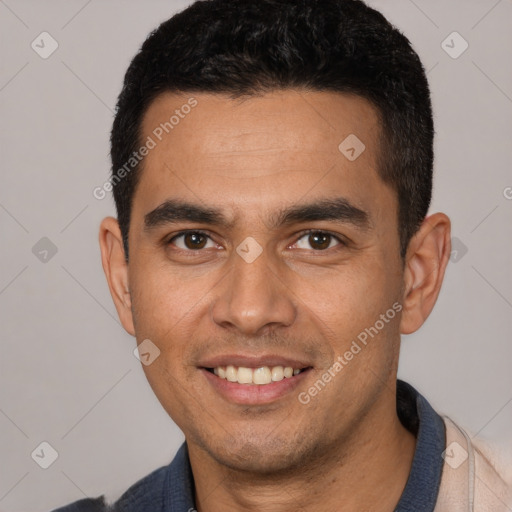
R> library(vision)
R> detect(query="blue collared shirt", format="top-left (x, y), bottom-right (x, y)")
top-left (52, 380), bottom-right (445, 512)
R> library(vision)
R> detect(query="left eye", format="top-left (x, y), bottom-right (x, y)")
top-left (169, 231), bottom-right (217, 250)
top-left (293, 231), bottom-right (342, 251)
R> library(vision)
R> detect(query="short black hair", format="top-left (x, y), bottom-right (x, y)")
top-left (110, 0), bottom-right (433, 260)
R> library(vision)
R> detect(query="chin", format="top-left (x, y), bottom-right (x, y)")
top-left (198, 431), bottom-right (321, 475)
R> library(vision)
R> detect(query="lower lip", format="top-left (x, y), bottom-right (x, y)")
top-left (201, 368), bottom-right (310, 405)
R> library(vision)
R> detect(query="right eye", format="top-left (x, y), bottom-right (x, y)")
top-left (168, 231), bottom-right (217, 251)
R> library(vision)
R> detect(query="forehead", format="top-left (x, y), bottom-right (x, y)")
top-left (134, 90), bottom-right (394, 227)
top-left (142, 89), bottom-right (380, 162)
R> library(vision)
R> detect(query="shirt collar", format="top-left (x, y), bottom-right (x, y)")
top-left (394, 379), bottom-right (446, 511)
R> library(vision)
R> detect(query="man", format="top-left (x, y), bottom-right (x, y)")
top-left (53, 0), bottom-right (511, 510)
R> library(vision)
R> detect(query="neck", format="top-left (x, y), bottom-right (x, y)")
top-left (188, 385), bottom-right (416, 512)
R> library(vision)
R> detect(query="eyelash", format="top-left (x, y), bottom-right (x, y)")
top-left (166, 229), bottom-right (347, 252)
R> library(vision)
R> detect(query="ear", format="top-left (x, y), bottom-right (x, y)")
top-left (400, 213), bottom-right (451, 335)
top-left (99, 217), bottom-right (135, 336)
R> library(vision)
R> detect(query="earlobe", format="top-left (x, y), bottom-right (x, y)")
top-left (99, 217), bottom-right (135, 336)
top-left (399, 213), bottom-right (451, 335)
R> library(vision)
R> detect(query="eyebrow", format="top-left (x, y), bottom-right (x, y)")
top-left (270, 198), bottom-right (370, 230)
top-left (144, 200), bottom-right (233, 231)
top-left (143, 197), bottom-right (371, 232)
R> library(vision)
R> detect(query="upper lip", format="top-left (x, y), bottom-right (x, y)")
top-left (198, 354), bottom-right (312, 369)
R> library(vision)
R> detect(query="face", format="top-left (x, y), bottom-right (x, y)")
top-left (115, 90), bottom-right (408, 472)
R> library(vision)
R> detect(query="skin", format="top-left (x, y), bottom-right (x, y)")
top-left (99, 90), bottom-right (451, 512)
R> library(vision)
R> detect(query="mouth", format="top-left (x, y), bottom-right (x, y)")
top-left (199, 357), bottom-right (313, 405)
top-left (204, 365), bottom-right (309, 385)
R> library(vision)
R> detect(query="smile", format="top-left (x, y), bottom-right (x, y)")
top-left (208, 365), bottom-right (306, 385)
top-left (199, 355), bottom-right (313, 404)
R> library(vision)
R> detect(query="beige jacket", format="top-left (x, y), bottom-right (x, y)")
top-left (435, 417), bottom-right (512, 511)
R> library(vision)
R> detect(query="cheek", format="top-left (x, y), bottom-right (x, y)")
top-left (129, 262), bottom-right (218, 391)
top-left (140, 356), bottom-right (200, 435)
top-left (298, 261), bottom-right (401, 370)
top-left (130, 270), bottom-right (206, 409)
top-left (299, 258), bottom-right (393, 319)
top-left (130, 260), bottom-right (209, 334)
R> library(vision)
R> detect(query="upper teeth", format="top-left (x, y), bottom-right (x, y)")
top-left (213, 365), bottom-right (302, 385)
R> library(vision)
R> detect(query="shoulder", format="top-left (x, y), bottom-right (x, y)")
top-left (472, 435), bottom-right (512, 510)
top-left (50, 496), bottom-right (109, 512)
top-left (50, 464), bottom-right (169, 512)
top-left (111, 463), bottom-right (169, 511)
top-left (436, 416), bottom-right (512, 512)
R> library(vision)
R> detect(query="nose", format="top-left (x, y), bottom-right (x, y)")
top-left (210, 245), bottom-right (297, 336)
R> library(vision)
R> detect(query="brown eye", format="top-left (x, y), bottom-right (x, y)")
top-left (184, 232), bottom-right (207, 249)
top-left (308, 232), bottom-right (332, 250)
top-left (293, 231), bottom-right (342, 251)
top-left (170, 231), bottom-right (215, 250)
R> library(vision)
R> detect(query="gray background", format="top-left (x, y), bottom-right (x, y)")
top-left (0, 0), bottom-right (511, 510)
